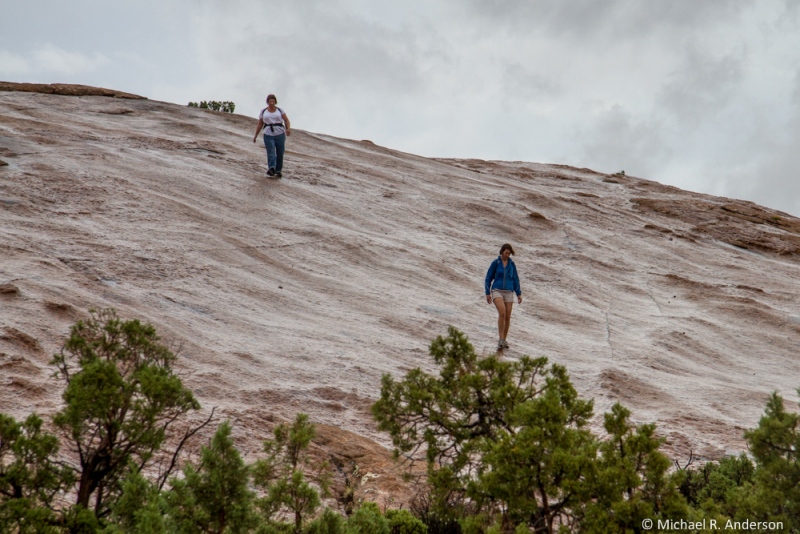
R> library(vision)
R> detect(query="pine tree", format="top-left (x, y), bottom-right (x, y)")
top-left (51, 308), bottom-right (201, 519)
top-left (102, 468), bottom-right (167, 534)
top-left (372, 327), bottom-right (596, 532)
top-left (736, 391), bottom-right (800, 530)
top-left (0, 413), bottom-right (72, 533)
top-left (575, 403), bottom-right (689, 532)
top-left (252, 413), bottom-right (330, 533)
top-left (165, 421), bottom-right (255, 533)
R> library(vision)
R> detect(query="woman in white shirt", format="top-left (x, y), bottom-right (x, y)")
top-left (253, 94), bottom-right (291, 177)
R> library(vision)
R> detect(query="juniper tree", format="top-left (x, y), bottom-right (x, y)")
top-left (102, 468), bottom-right (167, 534)
top-left (165, 421), bottom-right (255, 534)
top-left (51, 308), bottom-right (201, 519)
top-left (373, 327), bottom-right (696, 533)
top-left (0, 413), bottom-right (73, 533)
top-left (372, 327), bottom-right (597, 532)
top-left (677, 453), bottom-right (754, 519)
top-left (252, 413), bottom-right (330, 533)
top-left (573, 403), bottom-right (689, 532)
top-left (735, 391), bottom-right (800, 530)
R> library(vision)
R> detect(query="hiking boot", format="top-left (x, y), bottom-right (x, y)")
top-left (267, 168), bottom-right (276, 177)
top-left (497, 340), bottom-right (505, 351)
top-left (276, 171), bottom-right (282, 178)
top-left (501, 340), bottom-right (509, 349)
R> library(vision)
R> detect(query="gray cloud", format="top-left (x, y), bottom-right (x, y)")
top-left (730, 66), bottom-right (800, 215)
top-left (657, 44), bottom-right (745, 129)
top-left (576, 105), bottom-right (671, 177)
top-left (454, 0), bottom-right (753, 39)
top-left (502, 63), bottom-right (563, 104)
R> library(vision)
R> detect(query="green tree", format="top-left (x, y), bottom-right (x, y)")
top-left (51, 308), bottom-right (201, 519)
top-left (165, 421), bottom-right (255, 533)
top-left (252, 414), bottom-right (330, 533)
top-left (372, 328), bottom-right (698, 533)
top-left (372, 327), bottom-right (596, 532)
top-left (102, 468), bottom-right (167, 534)
top-left (0, 413), bottom-right (73, 533)
top-left (345, 502), bottom-right (389, 534)
top-left (385, 508), bottom-right (428, 534)
top-left (305, 507), bottom-right (346, 534)
top-left (477, 363), bottom-right (597, 532)
top-left (735, 391), bottom-right (800, 530)
top-left (677, 453), bottom-right (754, 519)
top-left (575, 403), bottom-right (689, 532)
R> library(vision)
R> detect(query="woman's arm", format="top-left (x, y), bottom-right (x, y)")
top-left (253, 117), bottom-right (264, 142)
top-left (485, 260), bottom-right (497, 297)
top-left (282, 113), bottom-right (291, 136)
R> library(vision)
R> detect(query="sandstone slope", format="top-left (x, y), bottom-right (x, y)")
top-left (2, 87), bottom-right (799, 492)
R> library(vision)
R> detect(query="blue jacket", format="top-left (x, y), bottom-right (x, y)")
top-left (485, 257), bottom-right (521, 296)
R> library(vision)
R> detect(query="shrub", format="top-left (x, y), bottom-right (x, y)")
top-left (188, 101), bottom-right (236, 113)
top-left (304, 508), bottom-right (345, 534)
top-left (252, 414), bottom-right (331, 533)
top-left (385, 508), bottom-right (427, 534)
top-left (345, 502), bottom-right (389, 534)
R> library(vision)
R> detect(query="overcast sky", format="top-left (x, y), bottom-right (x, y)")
top-left (3, 1), bottom-right (800, 215)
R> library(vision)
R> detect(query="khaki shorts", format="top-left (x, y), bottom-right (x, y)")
top-left (491, 290), bottom-right (516, 303)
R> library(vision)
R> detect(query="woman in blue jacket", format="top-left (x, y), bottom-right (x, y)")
top-left (485, 243), bottom-right (522, 350)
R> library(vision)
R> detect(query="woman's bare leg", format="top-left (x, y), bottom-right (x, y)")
top-left (503, 302), bottom-right (514, 340)
top-left (493, 297), bottom-right (506, 340)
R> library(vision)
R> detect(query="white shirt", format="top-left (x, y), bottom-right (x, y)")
top-left (259, 107), bottom-right (286, 136)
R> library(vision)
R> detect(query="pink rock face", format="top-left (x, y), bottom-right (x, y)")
top-left (1, 86), bottom-right (799, 486)
top-left (0, 81), bottom-right (145, 99)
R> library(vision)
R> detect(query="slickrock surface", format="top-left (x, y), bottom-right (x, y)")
top-left (0, 81), bottom-right (145, 99)
top-left (1, 86), bottom-right (799, 502)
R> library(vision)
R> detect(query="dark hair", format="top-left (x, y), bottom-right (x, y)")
top-left (266, 94), bottom-right (278, 104)
top-left (499, 243), bottom-right (515, 255)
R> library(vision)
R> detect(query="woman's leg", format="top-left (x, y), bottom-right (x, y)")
top-left (494, 297), bottom-right (507, 340)
top-left (503, 302), bottom-right (514, 340)
top-left (274, 133), bottom-right (286, 172)
top-left (263, 134), bottom-right (277, 171)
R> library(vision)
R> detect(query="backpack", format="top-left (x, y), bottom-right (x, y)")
top-left (260, 107), bottom-right (285, 133)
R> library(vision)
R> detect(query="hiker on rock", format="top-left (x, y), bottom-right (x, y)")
top-left (485, 243), bottom-right (522, 351)
top-left (253, 94), bottom-right (291, 177)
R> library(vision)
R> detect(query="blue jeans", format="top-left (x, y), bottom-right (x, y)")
top-left (263, 133), bottom-right (286, 172)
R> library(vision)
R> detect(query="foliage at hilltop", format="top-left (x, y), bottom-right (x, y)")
top-left (188, 100), bottom-right (236, 113)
